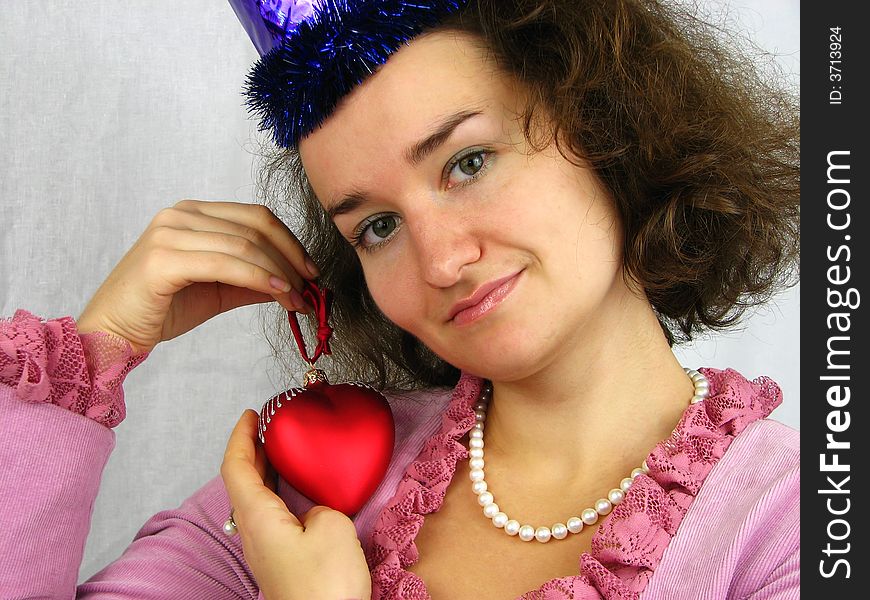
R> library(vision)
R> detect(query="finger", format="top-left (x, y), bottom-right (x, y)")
top-left (211, 284), bottom-right (298, 315)
top-left (149, 227), bottom-right (311, 312)
top-left (256, 442), bottom-right (279, 493)
top-left (153, 208), bottom-right (310, 296)
top-left (221, 410), bottom-right (261, 497)
top-left (250, 421), bottom-right (270, 485)
top-left (221, 410), bottom-right (301, 527)
top-left (155, 227), bottom-right (292, 287)
top-left (156, 249), bottom-right (308, 311)
top-left (173, 200), bottom-right (320, 281)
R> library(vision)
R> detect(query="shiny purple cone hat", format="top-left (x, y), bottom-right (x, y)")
top-left (228, 0), bottom-right (468, 149)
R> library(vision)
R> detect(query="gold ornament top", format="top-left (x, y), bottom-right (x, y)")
top-left (304, 367), bottom-right (330, 386)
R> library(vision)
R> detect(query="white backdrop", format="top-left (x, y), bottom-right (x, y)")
top-left (0, 0), bottom-right (799, 584)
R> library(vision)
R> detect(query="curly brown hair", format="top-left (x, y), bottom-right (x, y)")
top-left (253, 0), bottom-right (799, 394)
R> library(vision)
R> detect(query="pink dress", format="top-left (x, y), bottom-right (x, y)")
top-left (0, 309), bottom-right (799, 599)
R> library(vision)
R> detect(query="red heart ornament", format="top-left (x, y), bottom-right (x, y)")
top-left (256, 279), bottom-right (395, 516)
top-left (258, 377), bottom-right (394, 516)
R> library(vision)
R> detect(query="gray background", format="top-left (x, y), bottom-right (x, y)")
top-left (0, 0), bottom-right (799, 584)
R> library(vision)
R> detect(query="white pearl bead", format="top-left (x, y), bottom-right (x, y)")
top-left (642, 460), bottom-right (650, 473)
top-left (470, 429), bottom-right (483, 439)
top-left (469, 468), bottom-right (484, 482)
top-left (222, 520), bottom-right (236, 535)
top-left (620, 478), bottom-right (633, 492)
top-left (581, 508), bottom-right (599, 525)
top-left (535, 527), bottom-right (552, 543)
top-left (551, 523), bottom-right (568, 539)
top-left (472, 480), bottom-right (488, 494)
top-left (474, 403), bottom-right (487, 411)
top-left (492, 512), bottom-right (508, 528)
top-left (595, 499), bottom-right (612, 516)
top-left (478, 491), bottom-right (494, 506)
top-left (691, 394), bottom-right (705, 404)
top-left (483, 503), bottom-right (500, 518)
top-left (505, 520), bottom-right (521, 535)
top-left (473, 422), bottom-right (484, 431)
top-left (469, 448), bottom-right (483, 459)
top-left (608, 489), bottom-right (625, 505)
top-left (690, 372), bottom-right (704, 382)
top-left (567, 517), bottom-right (584, 533)
top-left (519, 525), bottom-right (535, 541)
top-left (631, 467), bottom-right (644, 479)
top-left (469, 457), bottom-right (484, 470)
top-left (469, 438), bottom-right (484, 449)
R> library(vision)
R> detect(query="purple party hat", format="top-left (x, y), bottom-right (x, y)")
top-left (228, 0), bottom-right (468, 148)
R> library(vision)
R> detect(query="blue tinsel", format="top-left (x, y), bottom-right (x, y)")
top-left (242, 0), bottom-right (468, 148)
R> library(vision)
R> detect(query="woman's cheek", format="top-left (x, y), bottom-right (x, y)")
top-left (362, 260), bottom-right (419, 331)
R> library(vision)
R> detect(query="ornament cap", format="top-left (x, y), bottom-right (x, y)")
top-left (303, 367), bottom-right (330, 386)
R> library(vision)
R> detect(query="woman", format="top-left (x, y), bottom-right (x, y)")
top-left (0, 0), bottom-right (799, 598)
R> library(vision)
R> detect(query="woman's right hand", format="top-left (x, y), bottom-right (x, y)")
top-left (76, 199), bottom-right (321, 356)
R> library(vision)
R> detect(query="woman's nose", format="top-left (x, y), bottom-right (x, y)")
top-left (408, 208), bottom-right (482, 288)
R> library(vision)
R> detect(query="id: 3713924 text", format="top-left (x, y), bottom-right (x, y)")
top-left (829, 26), bottom-right (843, 105)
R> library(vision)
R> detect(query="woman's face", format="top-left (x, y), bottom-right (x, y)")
top-left (299, 31), bottom-right (628, 381)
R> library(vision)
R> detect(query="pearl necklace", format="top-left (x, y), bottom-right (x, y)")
top-left (467, 367), bottom-right (710, 543)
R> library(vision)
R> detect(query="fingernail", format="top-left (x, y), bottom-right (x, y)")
top-left (305, 257), bottom-right (320, 277)
top-left (270, 276), bottom-right (291, 292)
top-left (289, 289), bottom-right (305, 309)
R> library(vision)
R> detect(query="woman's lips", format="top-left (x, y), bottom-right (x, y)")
top-left (451, 270), bottom-right (523, 326)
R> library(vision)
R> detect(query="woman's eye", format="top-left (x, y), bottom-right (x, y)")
top-left (350, 149), bottom-right (491, 253)
top-left (368, 216), bottom-right (397, 239)
top-left (446, 149), bottom-right (490, 188)
top-left (350, 215), bottom-right (401, 252)
top-left (459, 153), bottom-right (485, 175)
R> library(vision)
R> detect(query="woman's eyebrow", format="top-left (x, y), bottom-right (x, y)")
top-left (327, 189), bottom-right (368, 220)
top-left (404, 109), bottom-right (484, 167)
top-left (327, 109), bottom-right (485, 220)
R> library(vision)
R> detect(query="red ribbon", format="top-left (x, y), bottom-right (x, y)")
top-left (287, 279), bottom-right (333, 365)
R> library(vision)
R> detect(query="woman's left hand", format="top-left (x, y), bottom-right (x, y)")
top-left (221, 409), bottom-right (372, 600)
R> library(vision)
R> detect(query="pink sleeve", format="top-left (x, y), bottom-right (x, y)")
top-left (0, 309), bottom-right (149, 428)
top-left (0, 387), bottom-right (118, 596)
top-left (77, 475), bottom-right (259, 599)
top-left (642, 419), bottom-right (800, 599)
top-left (742, 546), bottom-right (800, 600)
top-left (0, 390), bottom-right (260, 598)
top-left (0, 310), bottom-right (260, 598)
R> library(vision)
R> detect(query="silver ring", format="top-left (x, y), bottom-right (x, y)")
top-left (223, 508), bottom-right (238, 536)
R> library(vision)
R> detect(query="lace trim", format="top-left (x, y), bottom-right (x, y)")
top-left (366, 368), bottom-right (782, 599)
top-left (0, 309), bottom-right (149, 428)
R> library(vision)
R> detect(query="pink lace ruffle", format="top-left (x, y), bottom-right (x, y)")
top-left (366, 367), bottom-right (782, 599)
top-left (0, 309), bottom-right (149, 428)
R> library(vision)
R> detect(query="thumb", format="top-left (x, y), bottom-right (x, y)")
top-left (301, 505), bottom-right (356, 534)
top-left (213, 284), bottom-right (291, 315)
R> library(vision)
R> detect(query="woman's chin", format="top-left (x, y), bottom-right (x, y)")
top-left (440, 338), bottom-right (553, 382)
